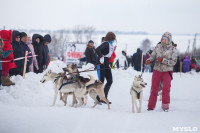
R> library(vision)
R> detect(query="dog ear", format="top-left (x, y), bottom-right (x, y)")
top-left (48, 69), bottom-right (52, 73)
top-left (72, 64), bottom-right (77, 69)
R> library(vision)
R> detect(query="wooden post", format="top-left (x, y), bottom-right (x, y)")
top-left (23, 51), bottom-right (28, 79)
top-left (141, 53), bottom-right (143, 73)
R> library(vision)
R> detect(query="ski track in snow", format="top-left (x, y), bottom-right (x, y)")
top-left (0, 60), bottom-right (200, 133)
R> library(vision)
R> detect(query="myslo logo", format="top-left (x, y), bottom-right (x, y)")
top-left (172, 127), bottom-right (198, 132)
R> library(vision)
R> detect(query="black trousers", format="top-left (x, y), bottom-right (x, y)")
top-left (97, 58), bottom-right (113, 101)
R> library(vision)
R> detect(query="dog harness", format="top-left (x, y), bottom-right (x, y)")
top-left (53, 75), bottom-right (79, 91)
top-left (131, 87), bottom-right (142, 99)
top-left (58, 80), bottom-right (78, 90)
top-left (86, 80), bottom-right (98, 89)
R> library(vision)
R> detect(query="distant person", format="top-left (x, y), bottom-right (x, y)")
top-left (20, 32), bottom-right (33, 73)
top-left (182, 56), bottom-right (191, 73)
top-left (10, 30), bottom-right (23, 76)
top-left (32, 34), bottom-right (45, 73)
top-left (0, 30), bottom-right (16, 86)
top-left (0, 38), bottom-right (13, 86)
top-left (191, 57), bottom-right (197, 71)
top-left (27, 36), bottom-right (39, 72)
top-left (115, 50), bottom-right (128, 70)
top-left (174, 56), bottom-right (180, 72)
top-left (132, 48), bottom-right (144, 71)
top-left (84, 40), bottom-right (97, 65)
top-left (43, 34), bottom-right (51, 69)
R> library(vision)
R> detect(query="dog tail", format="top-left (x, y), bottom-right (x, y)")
top-left (86, 75), bottom-right (95, 86)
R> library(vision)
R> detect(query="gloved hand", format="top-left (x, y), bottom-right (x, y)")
top-left (157, 57), bottom-right (163, 63)
top-left (100, 56), bottom-right (104, 64)
top-left (36, 65), bottom-right (39, 70)
top-left (146, 60), bottom-right (151, 65)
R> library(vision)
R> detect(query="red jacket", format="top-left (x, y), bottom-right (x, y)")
top-left (109, 51), bottom-right (116, 63)
top-left (191, 64), bottom-right (197, 70)
top-left (0, 30), bottom-right (16, 70)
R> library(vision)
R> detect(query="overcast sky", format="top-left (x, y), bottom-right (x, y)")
top-left (1, 0), bottom-right (200, 34)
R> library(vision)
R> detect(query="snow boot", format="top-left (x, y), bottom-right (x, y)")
top-left (147, 108), bottom-right (154, 111)
top-left (6, 76), bottom-right (15, 85)
top-left (1, 76), bottom-right (10, 86)
top-left (162, 108), bottom-right (169, 112)
top-left (1, 76), bottom-right (14, 86)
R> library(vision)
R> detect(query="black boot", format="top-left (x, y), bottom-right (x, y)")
top-left (147, 108), bottom-right (154, 111)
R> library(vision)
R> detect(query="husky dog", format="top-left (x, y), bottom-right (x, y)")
top-left (130, 75), bottom-right (147, 113)
top-left (63, 64), bottom-right (110, 109)
top-left (40, 69), bottom-right (93, 107)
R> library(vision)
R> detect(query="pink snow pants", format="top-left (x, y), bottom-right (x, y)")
top-left (148, 70), bottom-right (173, 109)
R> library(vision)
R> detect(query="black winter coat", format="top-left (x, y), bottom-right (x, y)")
top-left (84, 46), bottom-right (97, 65)
top-left (32, 34), bottom-right (45, 73)
top-left (10, 30), bottom-right (23, 76)
top-left (95, 42), bottom-right (110, 67)
top-left (20, 41), bottom-right (33, 73)
top-left (132, 48), bottom-right (144, 68)
top-left (43, 34), bottom-right (51, 66)
top-left (95, 42), bottom-right (109, 57)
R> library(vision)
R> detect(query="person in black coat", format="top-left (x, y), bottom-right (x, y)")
top-left (132, 48), bottom-right (144, 71)
top-left (43, 34), bottom-right (51, 69)
top-left (174, 56), bottom-right (180, 72)
top-left (32, 34), bottom-right (45, 73)
top-left (95, 32), bottom-right (116, 104)
top-left (19, 32), bottom-right (33, 74)
top-left (84, 40), bottom-right (97, 65)
top-left (10, 30), bottom-right (23, 76)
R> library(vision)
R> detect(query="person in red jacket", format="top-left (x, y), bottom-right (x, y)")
top-left (0, 30), bottom-right (16, 86)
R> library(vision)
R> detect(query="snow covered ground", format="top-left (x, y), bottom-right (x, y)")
top-left (0, 60), bottom-right (200, 133)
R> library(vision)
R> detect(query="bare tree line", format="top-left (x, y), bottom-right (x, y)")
top-left (49, 25), bottom-right (96, 58)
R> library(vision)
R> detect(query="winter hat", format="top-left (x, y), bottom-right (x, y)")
top-left (88, 40), bottom-right (94, 44)
top-left (161, 32), bottom-right (172, 45)
top-left (20, 32), bottom-right (27, 38)
top-left (162, 36), bottom-right (169, 41)
top-left (44, 34), bottom-right (51, 43)
top-left (0, 30), bottom-right (12, 42)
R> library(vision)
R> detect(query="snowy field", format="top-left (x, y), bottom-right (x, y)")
top-left (0, 60), bottom-right (200, 133)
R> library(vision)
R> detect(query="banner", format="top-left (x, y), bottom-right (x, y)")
top-left (65, 42), bottom-right (86, 65)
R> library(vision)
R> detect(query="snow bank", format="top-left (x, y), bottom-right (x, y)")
top-left (0, 60), bottom-right (199, 133)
